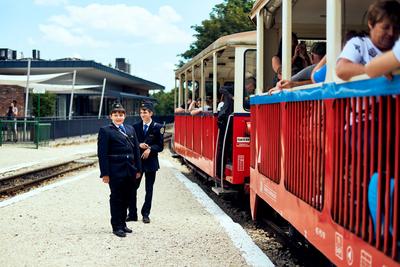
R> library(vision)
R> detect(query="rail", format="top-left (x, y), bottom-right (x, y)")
top-left (0, 156), bottom-right (97, 195)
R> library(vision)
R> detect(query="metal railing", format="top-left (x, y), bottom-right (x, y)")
top-left (0, 120), bottom-right (51, 148)
top-left (0, 115), bottom-right (173, 141)
top-left (0, 115), bottom-right (174, 145)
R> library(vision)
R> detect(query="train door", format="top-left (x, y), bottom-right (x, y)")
top-left (214, 47), bottom-right (256, 190)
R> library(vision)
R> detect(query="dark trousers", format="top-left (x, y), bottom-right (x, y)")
top-left (109, 176), bottom-right (135, 231)
top-left (129, 171), bottom-right (156, 217)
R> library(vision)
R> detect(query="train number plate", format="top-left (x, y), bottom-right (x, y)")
top-left (236, 137), bottom-right (250, 147)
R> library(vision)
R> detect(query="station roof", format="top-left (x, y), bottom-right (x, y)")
top-left (0, 59), bottom-right (165, 92)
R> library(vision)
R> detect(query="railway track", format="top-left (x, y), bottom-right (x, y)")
top-left (0, 133), bottom-right (172, 196)
top-left (0, 157), bottom-right (97, 196)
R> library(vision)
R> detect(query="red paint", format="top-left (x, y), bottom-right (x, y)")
top-left (251, 96), bottom-right (399, 266)
top-left (174, 113), bottom-right (250, 185)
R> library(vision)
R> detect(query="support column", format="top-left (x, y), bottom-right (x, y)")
top-left (282, 0), bottom-right (292, 80)
top-left (184, 70), bottom-right (188, 111)
top-left (98, 78), bottom-right (107, 119)
top-left (201, 59), bottom-right (206, 110)
top-left (68, 70), bottom-right (77, 120)
top-left (213, 52), bottom-right (217, 112)
top-left (256, 9), bottom-right (265, 95)
top-left (24, 59), bottom-right (31, 118)
top-left (326, 0), bottom-right (342, 82)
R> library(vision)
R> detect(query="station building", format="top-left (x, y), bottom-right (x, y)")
top-left (0, 49), bottom-right (164, 118)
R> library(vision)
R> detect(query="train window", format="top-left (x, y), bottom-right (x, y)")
top-left (243, 49), bottom-right (256, 111)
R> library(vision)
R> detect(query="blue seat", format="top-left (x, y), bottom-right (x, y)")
top-left (368, 172), bottom-right (394, 236)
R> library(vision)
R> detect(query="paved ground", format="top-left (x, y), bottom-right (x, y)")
top-left (0, 142), bottom-right (273, 267)
top-left (0, 143), bottom-right (96, 176)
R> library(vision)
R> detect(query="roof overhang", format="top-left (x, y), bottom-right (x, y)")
top-left (0, 60), bottom-right (165, 91)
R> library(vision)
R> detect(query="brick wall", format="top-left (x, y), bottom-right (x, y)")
top-left (0, 85), bottom-right (25, 117)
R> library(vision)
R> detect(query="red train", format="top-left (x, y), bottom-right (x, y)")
top-left (174, 0), bottom-right (399, 266)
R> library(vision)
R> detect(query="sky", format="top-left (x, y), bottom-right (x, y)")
top-left (0, 0), bottom-right (224, 91)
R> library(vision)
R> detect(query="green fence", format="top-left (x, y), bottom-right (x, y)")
top-left (0, 120), bottom-right (51, 149)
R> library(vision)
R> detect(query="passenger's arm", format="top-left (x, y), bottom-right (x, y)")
top-left (174, 107), bottom-right (185, 113)
top-left (335, 58), bottom-right (365, 81)
top-left (277, 80), bottom-right (311, 89)
top-left (190, 108), bottom-right (202, 115)
top-left (188, 101), bottom-right (197, 111)
top-left (365, 51), bottom-right (400, 78)
top-left (272, 56), bottom-right (281, 73)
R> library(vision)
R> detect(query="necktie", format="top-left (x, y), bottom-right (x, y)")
top-left (119, 125), bottom-right (126, 134)
top-left (143, 124), bottom-right (148, 135)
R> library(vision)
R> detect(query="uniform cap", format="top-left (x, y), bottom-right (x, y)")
top-left (141, 101), bottom-right (154, 112)
top-left (111, 102), bottom-right (125, 113)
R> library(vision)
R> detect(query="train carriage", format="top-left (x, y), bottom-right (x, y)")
top-left (174, 31), bottom-right (256, 192)
top-left (174, 0), bottom-right (399, 265)
top-left (250, 0), bottom-right (399, 266)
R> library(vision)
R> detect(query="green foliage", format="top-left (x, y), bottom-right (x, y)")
top-left (152, 89), bottom-right (177, 115)
top-left (179, 0), bottom-right (255, 63)
top-left (32, 92), bottom-right (56, 117)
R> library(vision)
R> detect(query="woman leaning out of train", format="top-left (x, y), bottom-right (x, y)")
top-left (335, 0), bottom-right (400, 81)
top-left (365, 38), bottom-right (400, 79)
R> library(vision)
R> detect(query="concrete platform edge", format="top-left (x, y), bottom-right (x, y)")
top-left (160, 158), bottom-right (275, 267)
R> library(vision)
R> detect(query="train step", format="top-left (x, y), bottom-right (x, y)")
top-left (171, 152), bottom-right (180, 158)
top-left (211, 186), bottom-right (238, 195)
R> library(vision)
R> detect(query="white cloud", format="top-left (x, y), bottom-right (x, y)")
top-left (39, 24), bottom-right (109, 48)
top-left (33, 0), bottom-right (68, 6)
top-left (40, 3), bottom-right (192, 47)
top-left (158, 6), bottom-right (182, 23)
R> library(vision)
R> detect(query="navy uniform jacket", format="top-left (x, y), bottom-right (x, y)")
top-left (97, 123), bottom-right (142, 178)
top-left (133, 121), bottom-right (164, 172)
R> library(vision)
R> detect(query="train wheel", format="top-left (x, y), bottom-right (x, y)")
top-left (250, 188), bottom-right (258, 220)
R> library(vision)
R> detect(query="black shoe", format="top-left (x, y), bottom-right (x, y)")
top-left (142, 216), bottom-right (150, 224)
top-left (112, 229), bottom-right (126, 237)
top-left (126, 215), bottom-right (138, 222)
top-left (123, 226), bottom-right (132, 233)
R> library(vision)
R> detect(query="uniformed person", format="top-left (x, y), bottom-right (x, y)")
top-left (127, 101), bottom-right (164, 223)
top-left (97, 103), bottom-right (142, 237)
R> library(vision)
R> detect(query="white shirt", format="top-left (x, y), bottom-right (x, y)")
top-left (217, 102), bottom-right (224, 112)
top-left (393, 39), bottom-right (400, 62)
top-left (339, 36), bottom-right (382, 65)
top-left (12, 106), bottom-right (18, 116)
top-left (202, 105), bottom-right (212, 111)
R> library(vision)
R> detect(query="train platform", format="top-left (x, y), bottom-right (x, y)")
top-left (0, 142), bottom-right (96, 177)
top-left (0, 143), bottom-right (273, 267)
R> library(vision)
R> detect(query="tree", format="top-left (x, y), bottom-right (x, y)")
top-left (31, 92), bottom-right (56, 117)
top-left (179, 0), bottom-right (255, 64)
top-left (152, 89), bottom-right (176, 115)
